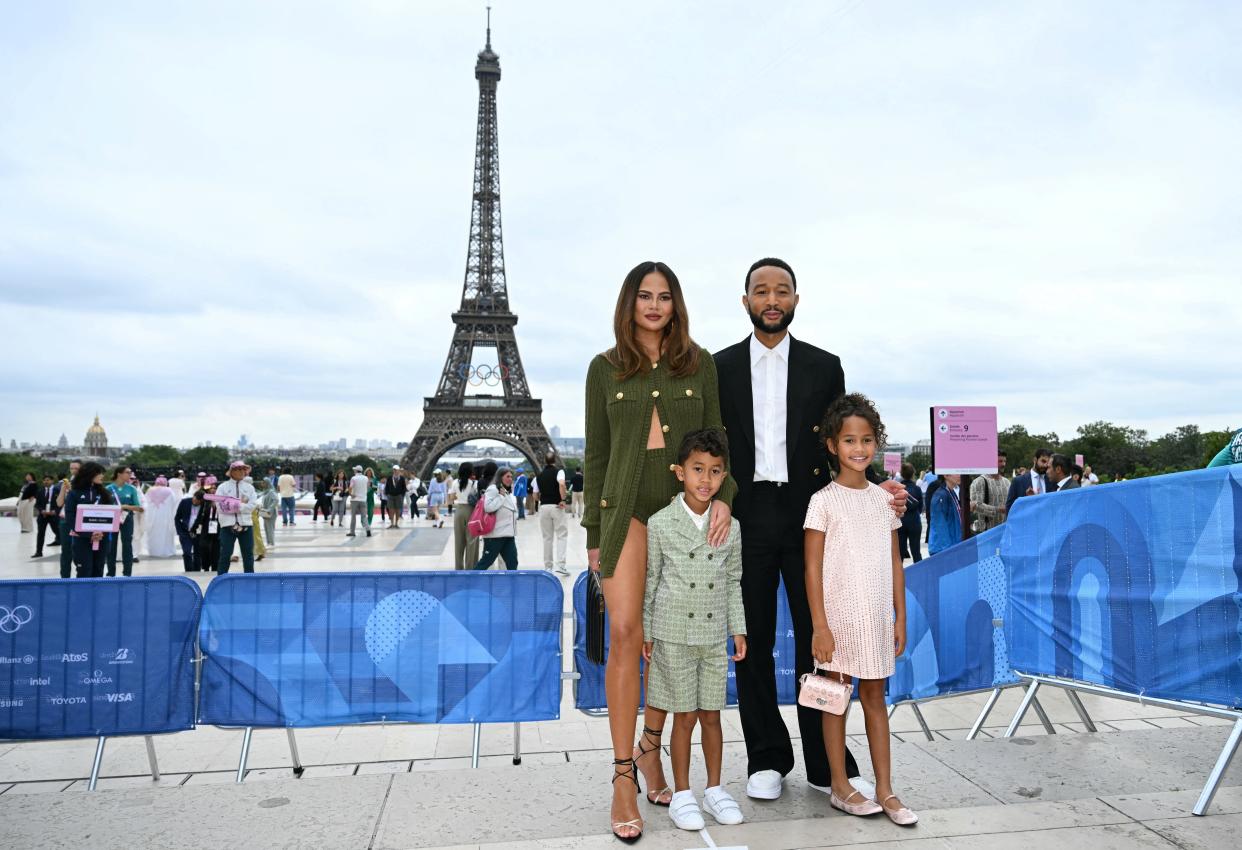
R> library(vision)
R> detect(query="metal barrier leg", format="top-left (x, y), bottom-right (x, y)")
top-left (287, 728), bottom-right (304, 776)
top-left (88, 736), bottom-right (107, 791)
top-left (1003, 681), bottom-right (1041, 737)
top-left (1065, 690), bottom-right (1097, 732)
top-left (471, 723), bottom-right (482, 769)
top-left (888, 704), bottom-right (897, 719)
top-left (235, 727), bottom-right (253, 784)
top-left (910, 703), bottom-right (935, 742)
top-left (513, 722), bottom-right (522, 766)
top-left (967, 688), bottom-right (1003, 740)
top-left (1193, 718), bottom-right (1242, 816)
top-left (144, 736), bottom-right (161, 781)
top-left (1031, 696), bottom-right (1057, 735)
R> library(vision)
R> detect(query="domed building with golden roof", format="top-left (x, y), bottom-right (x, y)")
top-left (84, 414), bottom-right (108, 457)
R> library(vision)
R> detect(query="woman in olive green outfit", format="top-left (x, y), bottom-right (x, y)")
top-left (584, 260), bottom-right (736, 843)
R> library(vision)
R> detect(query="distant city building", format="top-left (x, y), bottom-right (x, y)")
top-left (84, 415), bottom-right (108, 456)
top-left (58, 433), bottom-right (69, 449)
top-left (238, 434), bottom-right (250, 448)
top-left (550, 425), bottom-right (562, 439)
top-left (354, 439), bottom-right (367, 450)
top-left (552, 436), bottom-right (586, 457)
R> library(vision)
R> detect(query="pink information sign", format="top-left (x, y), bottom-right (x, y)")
top-left (1075, 454), bottom-right (1085, 469)
top-left (883, 452), bottom-right (902, 475)
top-left (931, 406), bottom-right (999, 475)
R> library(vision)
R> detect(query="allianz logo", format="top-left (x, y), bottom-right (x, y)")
top-left (82, 670), bottom-right (113, 685)
top-left (105, 693), bottom-right (134, 703)
top-left (49, 696), bottom-right (87, 706)
top-left (0, 656), bottom-right (34, 665)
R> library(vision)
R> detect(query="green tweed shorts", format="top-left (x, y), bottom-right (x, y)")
top-left (646, 639), bottom-right (728, 713)
top-left (632, 448), bottom-right (678, 524)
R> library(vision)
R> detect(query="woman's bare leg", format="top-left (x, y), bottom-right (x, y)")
top-left (602, 518), bottom-right (668, 836)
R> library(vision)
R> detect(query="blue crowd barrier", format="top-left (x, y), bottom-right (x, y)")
top-left (0, 577), bottom-right (201, 739)
top-left (1004, 465), bottom-right (1242, 708)
top-left (889, 525), bottom-right (1020, 704)
top-left (199, 571), bottom-right (563, 727)
top-left (571, 572), bottom-right (795, 711)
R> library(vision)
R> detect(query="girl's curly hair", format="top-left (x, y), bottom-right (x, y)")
top-left (820, 393), bottom-right (887, 468)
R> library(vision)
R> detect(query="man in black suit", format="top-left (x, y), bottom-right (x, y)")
top-left (33, 475), bottom-right (61, 559)
top-left (1004, 447), bottom-right (1052, 513)
top-left (174, 491), bottom-right (202, 572)
top-left (1047, 454), bottom-right (1080, 491)
top-left (715, 257), bottom-right (906, 802)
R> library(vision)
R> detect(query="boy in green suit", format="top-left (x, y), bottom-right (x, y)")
top-left (643, 428), bottom-right (748, 831)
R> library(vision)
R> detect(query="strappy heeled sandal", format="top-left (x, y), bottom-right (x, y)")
top-left (880, 794), bottom-right (919, 826)
top-left (633, 725), bottom-right (672, 806)
top-left (611, 757), bottom-right (644, 844)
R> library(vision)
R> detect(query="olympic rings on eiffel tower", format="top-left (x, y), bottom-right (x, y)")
top-left (456, 364), bottom-right (510, 386)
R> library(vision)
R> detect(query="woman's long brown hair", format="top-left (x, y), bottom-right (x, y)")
top-left (605, 260), bottom-right (700, 380)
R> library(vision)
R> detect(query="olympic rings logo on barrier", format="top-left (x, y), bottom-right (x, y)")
top-left (456, 364), bottom-right (510, 387)
top-left (0, 605), bottom-right (34, 634)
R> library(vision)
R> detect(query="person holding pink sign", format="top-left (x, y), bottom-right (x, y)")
top-left (63, 461), bottom-right (115, 578)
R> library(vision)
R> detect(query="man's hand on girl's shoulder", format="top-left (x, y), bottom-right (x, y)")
top-left (879, 480), bottom-right (908, 517)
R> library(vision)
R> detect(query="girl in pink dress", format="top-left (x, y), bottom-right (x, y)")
top-left (803, 393), bottom-right (916, 826)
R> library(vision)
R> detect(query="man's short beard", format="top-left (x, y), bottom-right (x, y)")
top-left (748, 305), bottom-right (795, 334)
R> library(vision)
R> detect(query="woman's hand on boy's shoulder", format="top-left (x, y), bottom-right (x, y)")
top-left (642, 640), bottom-right (654, 662)
top-left (707, 500), bottom-right (733, 548)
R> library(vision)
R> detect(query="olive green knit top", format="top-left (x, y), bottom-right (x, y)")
top-left (582, 348), bottom-right (737, 575)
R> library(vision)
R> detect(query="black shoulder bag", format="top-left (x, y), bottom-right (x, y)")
top-left (585, 570), bottom-right (607, 665)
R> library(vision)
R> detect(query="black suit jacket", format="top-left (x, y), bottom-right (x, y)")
top-left (1004, 471), bottom-right (1049, 512)
top-left (715, 335), bottom-right (845, 526)
top-left (34, 484), bottom-right (60, 514)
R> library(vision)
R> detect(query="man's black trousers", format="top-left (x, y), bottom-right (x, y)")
top-left (733, 482), bottom-right (859, 786)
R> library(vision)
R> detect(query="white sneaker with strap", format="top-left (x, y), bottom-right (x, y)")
top-left (669, 790), bottom-right (705, 831)
top-left (703, 785), bottom-right (744, 825)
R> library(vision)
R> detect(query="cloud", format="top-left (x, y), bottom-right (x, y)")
top-left (0, 1), bottom-right (1239, 451)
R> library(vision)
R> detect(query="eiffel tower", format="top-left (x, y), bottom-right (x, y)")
top-left (401, 16), bottom-right (554, 481)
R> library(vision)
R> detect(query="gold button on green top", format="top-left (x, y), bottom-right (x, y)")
top-left (600, 499), bottom-right (608, 507)
top-left (668, 464), bottom-right (676, 472)
top-left (651, 390), bottom-right (660, 398)
top-left (813, 425), bottom-right (820, 433)
top-left (616, 392), bottom-right (624, 400)
top-left (661, 425), bottom-right (669, 433)
top-left (685, 389), bottom-right (694, 396)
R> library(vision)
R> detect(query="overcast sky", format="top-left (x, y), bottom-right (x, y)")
top-left (1, 1), bottom-right (1239, 453)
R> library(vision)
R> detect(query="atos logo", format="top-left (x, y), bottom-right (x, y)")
top-left (0, 605), bottom-right (33, 634)
top-left (105, 693), bottom-right (134, 703)
top-left (62, 653), bottom-right (89, 663)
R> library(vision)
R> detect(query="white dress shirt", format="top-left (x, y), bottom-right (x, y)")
top-left (750, 332), bottom-right (790, 483)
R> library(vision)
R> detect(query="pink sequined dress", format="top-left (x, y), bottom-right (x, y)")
top-left (803, 481), bottom-right (902, 680)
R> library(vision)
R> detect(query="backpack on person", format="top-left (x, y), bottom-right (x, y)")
top-left (467, 498), bottom-right (495, 538)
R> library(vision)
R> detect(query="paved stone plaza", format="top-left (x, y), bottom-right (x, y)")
top-left (2, 511), bottom-right (1239, 848)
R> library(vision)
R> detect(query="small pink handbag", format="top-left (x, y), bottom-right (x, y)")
top-left (797, 663), bottom-right (852, 715)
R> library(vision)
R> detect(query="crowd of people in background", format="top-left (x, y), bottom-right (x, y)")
top-left (13, 455), bottom-right (590, 580)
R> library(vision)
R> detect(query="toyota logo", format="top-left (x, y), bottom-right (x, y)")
top-left (0, 605), bottom-right (33, 634)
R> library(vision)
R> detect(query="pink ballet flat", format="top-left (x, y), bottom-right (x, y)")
top-left (880, 794), bottom-right (919, 826)
top-left (830, 789), bottom-right (882, 816)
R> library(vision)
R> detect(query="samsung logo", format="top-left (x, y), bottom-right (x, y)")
top-left (0, 699), bottom-right (23, 708)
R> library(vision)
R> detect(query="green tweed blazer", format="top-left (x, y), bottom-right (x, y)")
top-left (582, 348), bottom-right (737, 575)
top-left (643, 498), bottom-right (745, 645)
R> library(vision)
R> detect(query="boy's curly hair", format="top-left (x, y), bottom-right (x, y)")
top-left (819, 393), bottom-right (887, 467)
top-left (676, 427), bottom-right (730, 467)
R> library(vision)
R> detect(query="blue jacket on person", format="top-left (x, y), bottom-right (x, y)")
top-left (928, 485), bottom-right (962, 555)
top-left (900, 481), bottom-right (923, 531)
